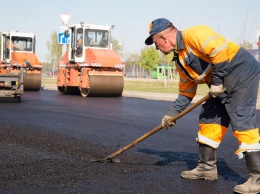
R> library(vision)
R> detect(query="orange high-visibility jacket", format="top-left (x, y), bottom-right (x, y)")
top-left (175, 25), bottom-right (240, 99)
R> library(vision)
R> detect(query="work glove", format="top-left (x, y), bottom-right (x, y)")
top-left (210, 84), bottom-right (226, 98)
top-left (161, 115), bottom-right (176, 130)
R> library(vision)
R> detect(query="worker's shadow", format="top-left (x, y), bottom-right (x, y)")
top-left (138, 148), bottom-right (247, 184)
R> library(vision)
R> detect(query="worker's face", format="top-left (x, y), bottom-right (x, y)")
top-left (152, 34), bottom-right (174, 55)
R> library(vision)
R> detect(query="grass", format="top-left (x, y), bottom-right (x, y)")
top-left (123, 78), bottom-right (210, 96)
top-left (42, 76), bottom-right (57, 84)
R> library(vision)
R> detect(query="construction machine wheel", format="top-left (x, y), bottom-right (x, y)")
top-left (24, 74), bottom-right (41, 91)
top-left (58, 86), bottom-right (80, 95)
top-left (58, 86), bottom-right (67, 94)
top-left (80, 74), bottom-right (124, 97)
top-left (80, 87), bottom-right (89, 97)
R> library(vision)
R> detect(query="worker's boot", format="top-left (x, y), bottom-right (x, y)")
top-left (181, 143), bottom-right (218, 180)
top-left (233, 151), bottom-right (260, 194)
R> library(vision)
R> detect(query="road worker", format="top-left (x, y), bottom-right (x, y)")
top-left (11, 40), bottom-right (19, 51)
top-left (145, 18), bottom-right (260, 194)
top-left (76, 36), bottom-right (83, 57)
top-left (6, 38), bottom-right (19, 51)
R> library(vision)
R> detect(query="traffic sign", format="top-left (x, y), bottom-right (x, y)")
top-left (58, 32), bottom-right (70, 44)
top-left (60, 14), bottom-right (70, 26)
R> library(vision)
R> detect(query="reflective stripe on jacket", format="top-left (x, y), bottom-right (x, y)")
top-left (175, 25), bottom-right (240, 98)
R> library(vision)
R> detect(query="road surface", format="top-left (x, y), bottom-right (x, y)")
top-left (0, 90), bottom-right (259, 194)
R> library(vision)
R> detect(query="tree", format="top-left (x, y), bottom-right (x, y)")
top-left (239, 39), bottom-right (253, 50)
top-left (41, 62), bottom-right (53, 74)
top-left (124, 53), bottom-right (141, 76)
top-left (46, 31), bottom-right (62, 64)
top-left (159, 52), bottom-right (174, 65)
top-left (238, 11), bottom-right (255, 50)
top-left (111, 36), bottom-right (123, 57)
top-left (140, 46), bottom-right (160, 75)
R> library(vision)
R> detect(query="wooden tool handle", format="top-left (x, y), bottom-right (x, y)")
top-left (105, 93), bottom-right (211, 160)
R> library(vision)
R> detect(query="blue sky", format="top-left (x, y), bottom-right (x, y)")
top-left (1, 0), bottom-right (260, 62)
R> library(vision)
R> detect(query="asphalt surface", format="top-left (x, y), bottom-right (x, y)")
top-left (0, 88), bottom-right (259, 194)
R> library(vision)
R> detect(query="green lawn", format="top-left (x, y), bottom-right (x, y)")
top-left (42, 76), bottom-right (57, 84)
top-left (123, 78), bottom-right (210, 96)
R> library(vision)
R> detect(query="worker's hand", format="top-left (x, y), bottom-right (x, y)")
top-left (210, 84), bottom-right (226, 98)
top-left (161, 115), bottom-right (176, 130)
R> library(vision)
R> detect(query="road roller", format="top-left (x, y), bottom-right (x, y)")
top-left (0, 64), bottom-right (24, 102)
top-left (0, 31), bottom-right (42, 91)
top-left (57, 22), bottom-right (124, 97)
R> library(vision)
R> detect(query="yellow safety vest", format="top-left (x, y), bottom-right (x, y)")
top-left (175, 25), bottom-right (240, 98)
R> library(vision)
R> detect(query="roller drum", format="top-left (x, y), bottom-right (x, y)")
top-left (80, 74), bottom-right (124, 97)
top-left (24, 74), bottom-right (41, 91)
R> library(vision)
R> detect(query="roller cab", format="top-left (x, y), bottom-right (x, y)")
top-left (57, 22), bottom-right (124, 97)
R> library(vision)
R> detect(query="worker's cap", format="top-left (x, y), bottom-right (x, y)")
top-left (145, 18), bottom-right (173, 45)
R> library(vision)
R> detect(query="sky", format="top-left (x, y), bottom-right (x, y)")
top-left (1, 0), bottom-right (260, 62)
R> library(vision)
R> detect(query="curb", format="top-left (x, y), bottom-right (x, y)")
top-left (43, 85), bottom-right (260, 110)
